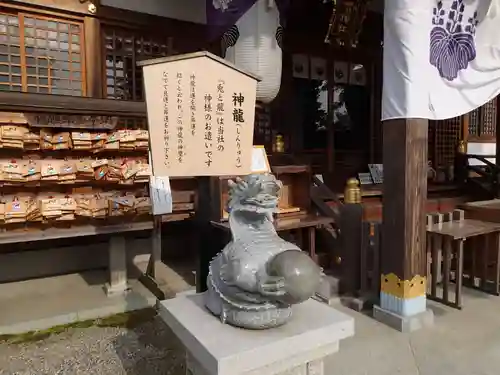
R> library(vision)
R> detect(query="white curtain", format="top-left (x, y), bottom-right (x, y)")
top-left (382, 0), bottom-right (500, 120)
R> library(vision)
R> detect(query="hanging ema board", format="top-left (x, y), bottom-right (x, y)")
top-left (138, 51), bottom-right (260, 177)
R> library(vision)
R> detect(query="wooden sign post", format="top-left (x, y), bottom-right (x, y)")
top-left (139, 51), bottom-right (260, 293)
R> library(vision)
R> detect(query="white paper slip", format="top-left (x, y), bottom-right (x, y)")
top-left (315, 174), bottom-right (324, 183)
top-left (251, 146), bottom-right (270, 173)
top-left (368, 164), bottom-right (384, 184)
top-left (358, 172), bottom-right (373, 185)
top-left (149, 175), bottom-right (173, 215)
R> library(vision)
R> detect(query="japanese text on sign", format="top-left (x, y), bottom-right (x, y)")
top-left (204, 93), bottom-right (213, 167)
top-left (190, 74), bottom-right (196, 136)
top-left (176, 72), bottom-right (184, 163)
top-left (233, 92), bottom-right (245, 168)
top-left (162, 71), bottom-right (170, 168)
top-left (216, 79), bottom-right (225, 152)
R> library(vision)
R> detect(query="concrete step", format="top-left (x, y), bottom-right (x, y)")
top-left (315, 274), bottom-right (340, 305)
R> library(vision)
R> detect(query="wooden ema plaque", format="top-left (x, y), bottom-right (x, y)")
top-left (139, 51), bottom-right (259, 177)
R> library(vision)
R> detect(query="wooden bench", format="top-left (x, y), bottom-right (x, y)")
top-left (427, 210), bottom-right (500, 309)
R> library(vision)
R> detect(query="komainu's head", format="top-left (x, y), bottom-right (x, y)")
top-left (226, 174), bottom-right (281, 217)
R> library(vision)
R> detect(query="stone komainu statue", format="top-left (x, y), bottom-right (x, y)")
top-left (205, 174), bottom-right (321, 329)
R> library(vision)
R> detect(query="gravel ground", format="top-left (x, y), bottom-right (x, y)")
top-left (0, 315), bottom-right (185, 375)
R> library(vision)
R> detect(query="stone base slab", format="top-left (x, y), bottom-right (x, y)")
top-left (159, 293), bottom-right (354, 375)
top-left (186, 346), bottom-right (334, 375)
top-left (104, 281), bottom-right (129, 297)
top-left (315, 274), bottom-right (340, 303)
top-left (373, 305), bottom-right (434, 332)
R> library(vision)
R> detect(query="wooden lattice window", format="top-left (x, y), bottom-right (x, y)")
top-left (0, 11), bottom-right (85, 95)
top-left (469, 99), bottom-right (497, 139)
top-left (103, 27), bottom-right (176, 101)
top-left (434, 117), bottom-right (461, 167)
top-left (469, 107), bottom-right (479, 136)
top-left (428, 121), bottom-right (436, 166)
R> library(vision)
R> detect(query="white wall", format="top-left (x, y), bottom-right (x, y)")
top-left (100, 0), bottom-right (207, 24)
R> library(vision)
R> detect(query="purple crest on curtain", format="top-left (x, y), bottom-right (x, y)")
top-left (206, 0), bottom-right (258, 40)
top-left (206, 0), bottom-right (290, 41)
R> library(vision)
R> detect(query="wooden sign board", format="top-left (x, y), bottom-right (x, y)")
top-left (0, 112), bottom-right (28, 124)
top-left (139, 51), bottom-right (259, 177)
top-left (25, 114), bottom-right (118, 130)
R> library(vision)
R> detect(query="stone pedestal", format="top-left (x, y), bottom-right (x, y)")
top-left (158, 293), bottom-right (354, 375)
top-left (104, 236), bottom-right (129, 297)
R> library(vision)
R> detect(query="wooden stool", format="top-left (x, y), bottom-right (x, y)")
top-left (427, 211), bottom-right (500, 309)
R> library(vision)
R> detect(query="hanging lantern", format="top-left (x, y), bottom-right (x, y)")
top-left (222, 0), bottom-right (283, 103)
top-left (324, 0), bottom-right (371, 47)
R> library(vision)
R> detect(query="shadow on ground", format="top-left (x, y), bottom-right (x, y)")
top-left (112, 302), bottom-right (185, 375)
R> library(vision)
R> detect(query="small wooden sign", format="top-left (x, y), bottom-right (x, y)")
top-left (25, 114), bottom-right (118, 130)
top-left (149, 175), bottom-right (173, 215)
top-left (251, 145), bottom-right (270, 174)
top-left (139, 51), bottom-right (259, 177)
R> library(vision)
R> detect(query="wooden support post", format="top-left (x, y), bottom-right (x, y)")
top-left (140, 216), bottom-right (172, 300)
top-left (496, 95), bottom-right (500, 168)
top-left (84, 16), bottom-right (103, 98)
top-left (105, 236), bottom-right (129, 297)
top-left (339, 179), bottom-right (363, 296)
top-left (149, 216), bottom-right (162, 279)
top-left (454, 140), bottom-right (467, 185)
top-left (196, 176), bottom-right (220, 293)
top-left (373, 119), bottom-right (434, 331)
top-left (308, 226), bottom-right (317, 264)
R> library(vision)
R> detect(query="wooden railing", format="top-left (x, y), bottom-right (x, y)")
top-left (456, 151), bottom-right (500, 198)
top-left (310, 176), bottom-right (382, 308)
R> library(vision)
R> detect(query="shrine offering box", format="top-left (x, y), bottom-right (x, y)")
top-left (210, 164), bottom-right (311, 222)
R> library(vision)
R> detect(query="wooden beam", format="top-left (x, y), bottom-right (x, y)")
top-left (84, 16), bottom-right (103, 99)
top-left (2, 0), bottom-right (89, 16)
top-left (380, 118), bottom-right (428, 316)
top-left (97, 5), bottom-right (206, 36)
top-left (0, 92), bottom-right (146, 117)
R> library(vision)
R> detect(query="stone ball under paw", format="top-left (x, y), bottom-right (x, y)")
top-left (268, 250), bottom-right (321, 304)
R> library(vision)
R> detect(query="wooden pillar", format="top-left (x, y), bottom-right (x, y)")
top-left (459, 111), bottom-right (470, 143)
top-left (374, 118), bottom-right (432, 330)
top-left (84, 16), bottom-right (103, 98)
top-left (339, 179), bottom-right (363, 295)
top-left (105, 236), bottom-right (129, 296)
top-left (496, 96), bottom-right (500, 168)
top-left (196, 177), bottom-right (220, 292)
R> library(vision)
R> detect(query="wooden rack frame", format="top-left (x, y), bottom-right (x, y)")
top-left (0, 91), bottom-right (177, 300)
top-left (0, 91), bottom-right (146, 116)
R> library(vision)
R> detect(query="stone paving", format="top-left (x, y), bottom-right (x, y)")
top-left (2, 287), bottom-right (500, 375)
top-left (0, 315), bottom-right (185, 375)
